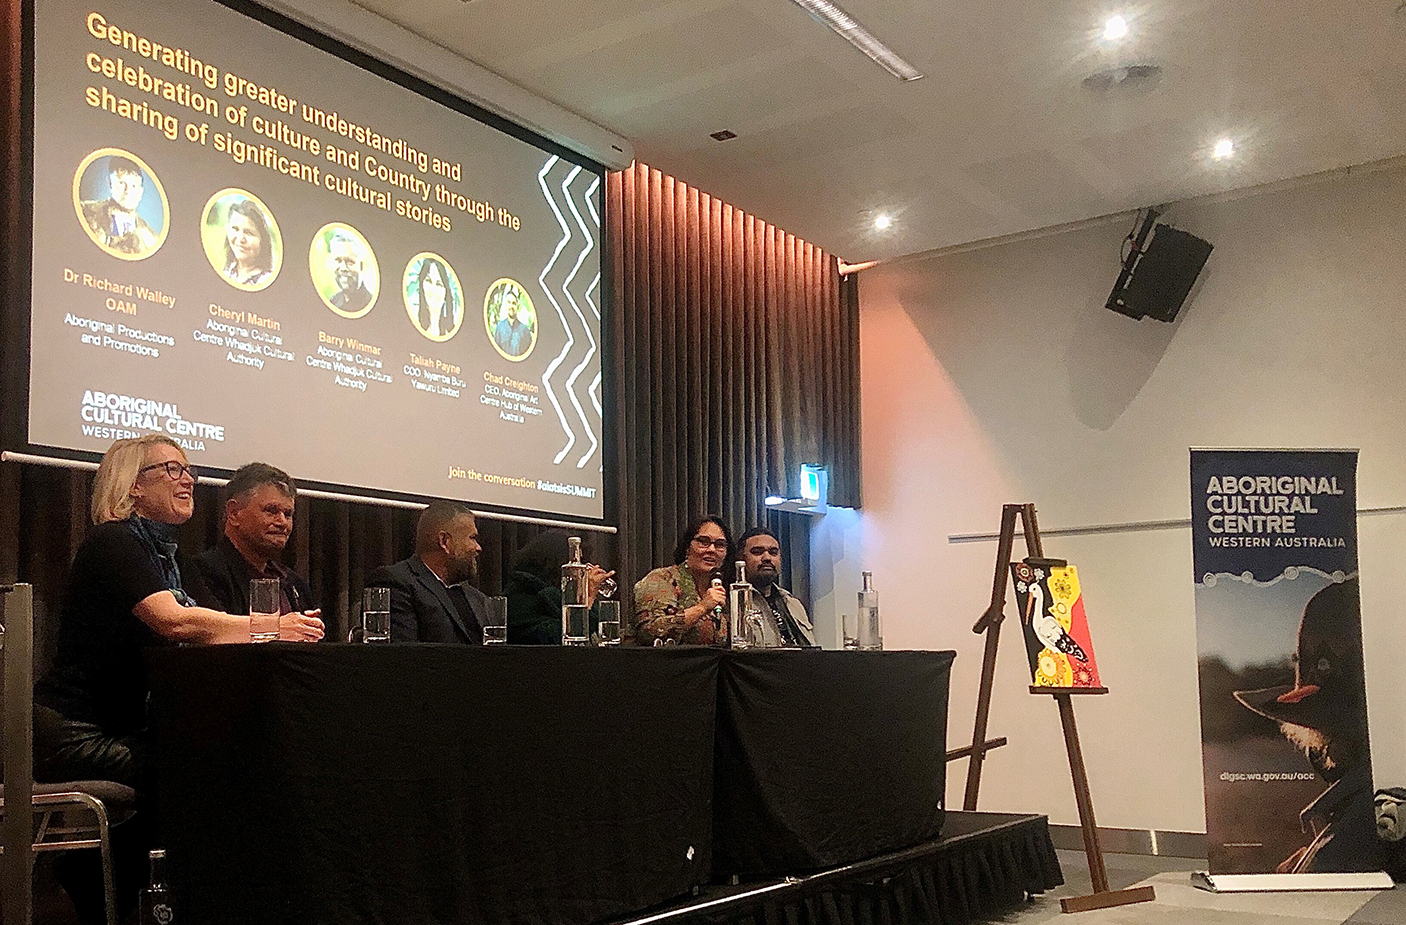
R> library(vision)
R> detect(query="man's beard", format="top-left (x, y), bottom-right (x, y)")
top-left (448, 556), bottom-right (477, 585)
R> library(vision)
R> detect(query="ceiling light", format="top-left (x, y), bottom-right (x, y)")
top-left (788, 0), bottom-right (923, 81)
top-left (1212, 138), bottom-right (1234, 160)
top-left (1103, 15), bottom-right (1128, 41)
top-left (873, 214), bottom-right (892, 230)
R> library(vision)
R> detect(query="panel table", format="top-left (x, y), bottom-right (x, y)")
top-left (150, 645), bottom-right (721, 925)
top-left (712, 649), bottom-right (955, 877)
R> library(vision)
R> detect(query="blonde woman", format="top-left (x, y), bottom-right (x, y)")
top-left (35, 435), bottom-right (322, 786)
top-left (33, 435), bottom-right (322, 921)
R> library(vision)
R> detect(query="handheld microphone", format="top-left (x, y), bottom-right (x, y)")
top-left (710, 577), bottom-right (724, 617)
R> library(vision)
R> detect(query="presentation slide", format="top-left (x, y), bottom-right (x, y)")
top-left (28, 0), bottom-right (606, 520)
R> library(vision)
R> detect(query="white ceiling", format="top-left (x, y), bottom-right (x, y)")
top-left (348, 0), bottom-right (1406, 262)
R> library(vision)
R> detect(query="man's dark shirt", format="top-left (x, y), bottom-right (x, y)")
top-left (331, 283), bottom-right (373, 315)
top-left (186, 534), bottom-right (316, 616)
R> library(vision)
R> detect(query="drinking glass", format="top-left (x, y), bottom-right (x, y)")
top-left (249, 579), bottom-right (280, 642)
top-left (842, 613), bottom-right (859, 650)
top-left (361, 587), bottom-right (391, 643)
top-left (483, 595), bottom-right (508, 645)
top-left (593, 568), bottom-right (617, 600)
top-left (597, 600), bottom-right (621, 646)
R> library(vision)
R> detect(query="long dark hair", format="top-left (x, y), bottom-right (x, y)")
top-left (415, 257), bottom-right (456, 333)
top-left (508, 529), bottom-right (579, 586)
top-left (223, 198), bottom-right (273, 273)
top-left (672, 515), bottom-right (732, 567)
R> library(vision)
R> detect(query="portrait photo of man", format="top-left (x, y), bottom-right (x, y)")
top-left (485, 279), bottom-right (537, 360)
top-left (74, 150), bottom-right (167, 259)
top-left (312, 223), bottom-right (378, 318)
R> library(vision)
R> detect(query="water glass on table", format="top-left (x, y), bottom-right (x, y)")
top-left (483, 595), bottom-right (508, 645)
top-left (249, 578), bottom-right (281, 642)
top-left (842, 613), bottom-right (859, 650)
top-left (361, 586), bottom-right (391, 643)
top-left (596, 600), bottom-right (621, 646)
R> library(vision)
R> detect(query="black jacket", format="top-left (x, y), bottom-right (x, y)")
top-left (364, 556), bottom-right (485, 645)
top-left (185, 535), bottom-right (316, 616)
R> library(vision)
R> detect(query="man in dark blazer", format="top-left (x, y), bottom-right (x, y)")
top-left (186, 462), bottom-right (317, 617)
top-left (365, 500), bottom-right (485, 644)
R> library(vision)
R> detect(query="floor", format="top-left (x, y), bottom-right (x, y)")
top-left (987, 850), bottom-right (1406, 925)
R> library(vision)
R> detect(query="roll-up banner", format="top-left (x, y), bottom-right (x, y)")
top-left (1191, 449), bottom-right (1380, 881)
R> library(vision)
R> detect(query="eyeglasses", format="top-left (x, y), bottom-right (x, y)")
top-left (691, 536), bottom-right (729, 550)
top-left (139, 460), bottom-right (198, 483)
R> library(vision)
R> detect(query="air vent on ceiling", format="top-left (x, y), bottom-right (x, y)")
top-left (710, 130), bottom-right (738, 141)
top-left (1082, 64), bottom-right (1162, 93)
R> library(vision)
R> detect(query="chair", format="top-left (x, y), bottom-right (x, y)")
top-left (2, 583), bottom-right (134, 925)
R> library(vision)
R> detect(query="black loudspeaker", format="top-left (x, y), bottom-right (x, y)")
top-left (1110, 223), bottom-right (1213, 322)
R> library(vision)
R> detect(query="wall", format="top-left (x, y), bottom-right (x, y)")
top-left (851, 160), bottom-right (1406, 833)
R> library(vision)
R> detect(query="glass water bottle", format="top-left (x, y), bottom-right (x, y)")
top-left (857, 570), bottom-right (882, 650)
top-left (561, 536), bottom-right (590, 645)
top-left (139, 848), bottom-right (175, 925)
top-left (728, 560), bottom-right (753, 649)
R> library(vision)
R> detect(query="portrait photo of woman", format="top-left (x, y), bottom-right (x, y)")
top-left (403, 252), bottom-right (464, 341)
top-left (201, 189), bottom-right (281, 291)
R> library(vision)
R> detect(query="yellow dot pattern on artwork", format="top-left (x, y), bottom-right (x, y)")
top-left (1033, 565), bottom-right (1081, 688)
top-left (1037, 651), bottom-right (1073, 686)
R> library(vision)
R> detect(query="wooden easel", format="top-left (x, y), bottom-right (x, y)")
top-left (958, 504), bottom-right (1154, 914)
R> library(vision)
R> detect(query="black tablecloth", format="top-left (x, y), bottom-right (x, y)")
top-left (712, 650), bottom-right (955, 877)
top-left (149, 645), bottom-right (721, 925)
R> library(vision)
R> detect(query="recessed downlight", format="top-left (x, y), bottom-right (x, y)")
top-left (1103, 15), bottom-right (1128, 41)
top-left (1212, 138), bottom-right (1234, 160)
top-left (873, 214), bottom-right (892, 231)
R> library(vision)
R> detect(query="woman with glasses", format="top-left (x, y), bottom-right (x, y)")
top-left (33, 435), bottom-right (324, 921)
top-left (35, 435), bottom-right (324, 784)
top-left (629, 515), bottom-right (733, 646)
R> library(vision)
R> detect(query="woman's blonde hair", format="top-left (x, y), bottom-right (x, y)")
top-left (91, 434), bottom-right (187, 525)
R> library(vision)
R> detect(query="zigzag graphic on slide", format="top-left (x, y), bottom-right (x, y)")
top-left (535, 156), bottom-right (603, 469)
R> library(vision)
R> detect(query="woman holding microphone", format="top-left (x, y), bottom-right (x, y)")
top-left (630, 515), bottom-right (732, 646)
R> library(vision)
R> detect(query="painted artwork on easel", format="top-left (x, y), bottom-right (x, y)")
top-left (1010, 557), bottom-right (1102, 689)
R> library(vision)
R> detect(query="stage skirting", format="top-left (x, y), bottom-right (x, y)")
top-left (150, 646), bottom-right (972, 925)
top-left (625, 812), bottom-right (1064, 925)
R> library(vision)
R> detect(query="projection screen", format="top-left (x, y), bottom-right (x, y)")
top-left (28, 0), bottom-right (607, 521)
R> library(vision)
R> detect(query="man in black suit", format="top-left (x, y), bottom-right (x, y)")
top-left (365, 500), bottom-right (485, 644)
top-left (186, 462), bottom-right (317, 617)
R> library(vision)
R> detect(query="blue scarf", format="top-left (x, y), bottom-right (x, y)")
top-left (127, 516), bottom-right (196, 607)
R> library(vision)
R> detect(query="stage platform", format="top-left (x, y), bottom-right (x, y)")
top-left (609, 811), bottom-right (1065, 925)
